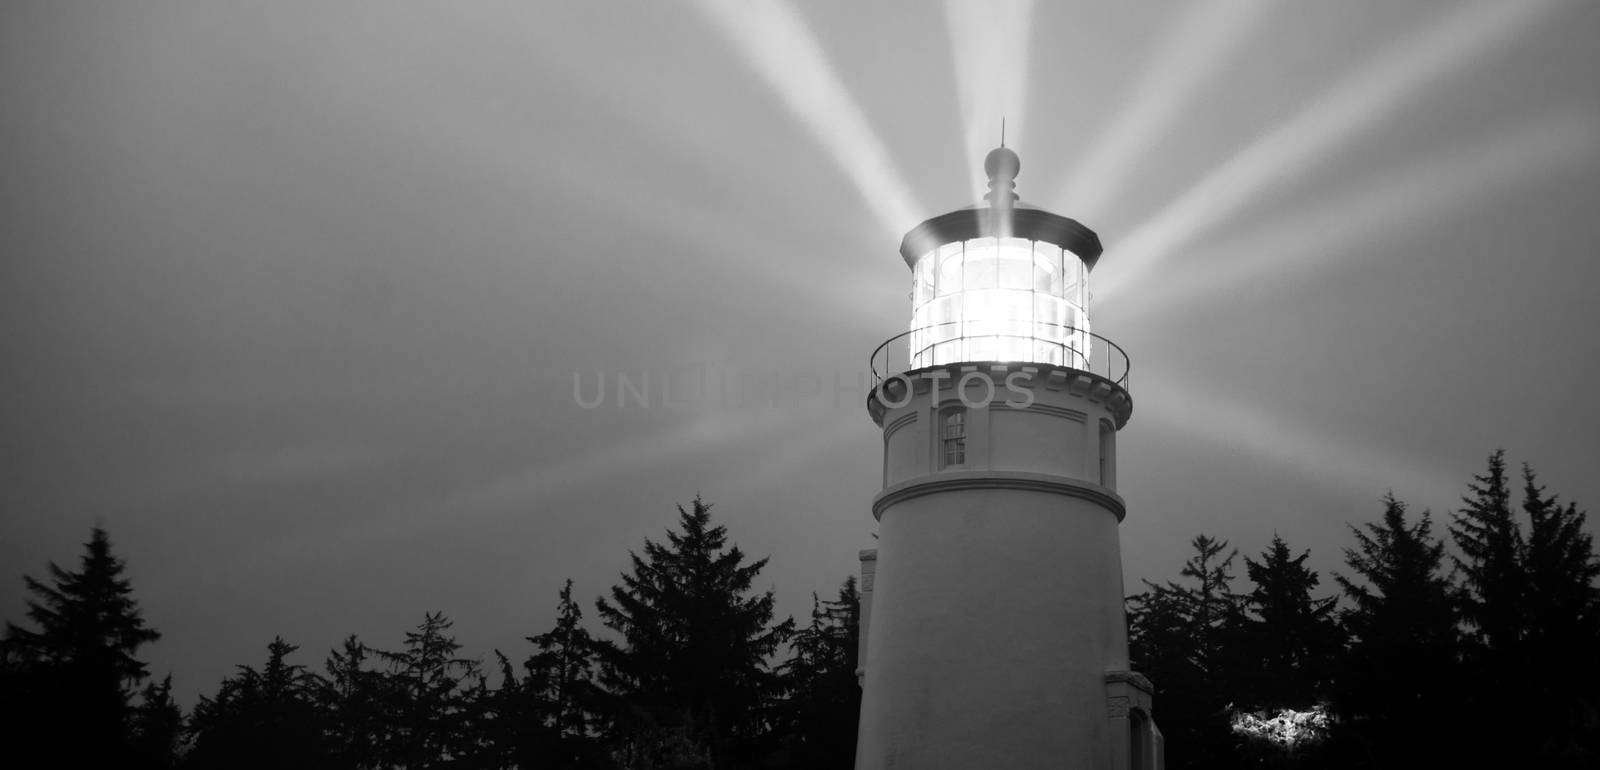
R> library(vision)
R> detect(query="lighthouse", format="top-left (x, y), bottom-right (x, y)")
top-left (855, 147), bottom-right (1159, 770)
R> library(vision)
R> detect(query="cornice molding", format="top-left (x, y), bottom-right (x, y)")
top-left (868, 362), bottom-right (1131, 429)
top-left (871, 470), bottom-right (1126, 521)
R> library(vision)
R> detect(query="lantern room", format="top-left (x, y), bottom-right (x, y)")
top-left (899, 147), bottom-right (1105, 370)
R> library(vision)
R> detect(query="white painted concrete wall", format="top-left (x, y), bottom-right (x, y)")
top-left (855, 364), bottom-right (1136, 770)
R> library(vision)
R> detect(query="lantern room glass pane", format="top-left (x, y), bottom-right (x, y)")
top-left (1062, 255), bottom-right (1087, 307)
top-left (963, 238), bottom-right (998, 290)
top-left (998, 336), bottom-right (1031, 363)
top-left (1032, 339), bottom-right (1061, 366)
top-left (965, 335), bottom-right (1002, 362)
top-left (1035, 294), bottom-right (1067, 329)
top-left (998, 238), bottom-right (1032, 290)
top-left (909, 238), bottom-right (1093, 369)
top-left (936, 242), bottom-right (963, 296)
top-left (1033, 242), bottom-right (1062, 295)
top-left (914, 253), bottom-right (935, 306)
top-left (926, 294), bottom-right (961, 341)
top-left (963, 295), bottom-right (995, 339)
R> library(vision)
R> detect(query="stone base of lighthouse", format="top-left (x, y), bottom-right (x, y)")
top-left (855, 362), bottom-right (1160, 770)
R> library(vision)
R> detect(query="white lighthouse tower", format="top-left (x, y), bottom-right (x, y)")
top-left (854, 146), bottom-right (1159, 770)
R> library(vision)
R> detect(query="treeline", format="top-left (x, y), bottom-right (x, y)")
top-left (1133, 450), bottom-right (1600, 769)
top-left (3, 452), bottom-right (1598, 769)
top-left (0, 497), bottom-right (860, 769)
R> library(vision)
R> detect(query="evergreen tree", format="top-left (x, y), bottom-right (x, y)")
top-left (321, 635), bottom-right (387, 769)
top-left (528, 580), bottom-right (603, 752)
top-left (1233, 534), bottom-right (1341, 710)
top-left (483, 579), bottom-right (611, 769)
top-left (371, 612), bottom-right (485, 769)
top-left (1517, 464), bottom-right (1600, 766)
top-left (1447, 451), bottom-right (1532, 766)
top-left (774, 576), bottom-right (862, 770)
top-left (1126, 534), bottom-right (1241, 770)
top-left (1, 527), bottom-right (168, 766)
top-left (186, 637), bottom-right (332, 770)
top-left (1332, 493), bottom-right (1461, 768)
top-left (1520, 463), bottom-right (1600, 658)
top-left (478, 650), bottom-right (535, 768)
top-left (1449, 450), bottom-right (1523, 653)
top-left (1182, 534), bottom-right (1242, 672)
top-left (1447, 452), bottom-right (1600, 767)
top-left (1132, 535), bottom-right (1240, 672)
top-left (1126, 583), bottom-right (1190, 677)
top-left (594, 496), bottom-right (794, 769)
top-left (131, 674), bottom-right (185, 769)
top-left (480, 649), bottom-right (563, 770)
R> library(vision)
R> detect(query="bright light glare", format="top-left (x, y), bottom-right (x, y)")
top-left (943, 0), bottom-right (1036, 194)
top-left (908, 238), bottom-right (1090, 367)
top-left (691, 0), bottom-right (924, 235)
top-left (1054, 0), bottom-right (1277, 219)
top-left (1231, 705), bottom-right (1333, 750)
top-left (1097, 0), bottom-right (1572, 301)
top-left (1123, 108), bottom-right (1600, 320)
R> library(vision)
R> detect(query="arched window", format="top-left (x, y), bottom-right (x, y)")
top-left (941, 408), bottom-right (966, 468)
top-left (1129, 708), bottom-right (1149, 770)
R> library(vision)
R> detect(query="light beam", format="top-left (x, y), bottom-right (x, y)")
top-left (245, 407), bottom-right (826, 564)
top-left (721, 408), bottom-right (868, 497)
top-left (691, 0), bottom-right (925, 235)
top-left (943, 0), bottom-right (1037, 194)
top-left (1137, 377), bottom-right (1460, 504)
top-left (1121, 107), bottom-right (1600, 319)
top-left (1097, 0), bottom-right (1572, 301)
top-left (1054, 0), bottom-right (1277, 220)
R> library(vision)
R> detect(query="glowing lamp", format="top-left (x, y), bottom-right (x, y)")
top-left (900, 146), bottom-right (1103, 369)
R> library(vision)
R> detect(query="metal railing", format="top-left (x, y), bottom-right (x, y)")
top-left (869, 321), bottom-right (1131, 391)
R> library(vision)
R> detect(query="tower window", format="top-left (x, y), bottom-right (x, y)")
top-left (1130, 708), bottom-right (1150, 770)
top-left (941, 409), bottom-right (966, 468)
top-left (1098, 420), bottom-right (1115, 487)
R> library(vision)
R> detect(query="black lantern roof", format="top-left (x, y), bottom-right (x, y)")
top-left (897, 147), bottom-right (1103, 270)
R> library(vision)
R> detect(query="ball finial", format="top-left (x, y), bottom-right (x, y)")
top-left (983, 146), bottom-right (1020, 208)
top-left (984, 146), bottom-right (1020, 180)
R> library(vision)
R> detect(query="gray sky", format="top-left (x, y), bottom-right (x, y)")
top-left (4, 0), bottom-right (1599, 705)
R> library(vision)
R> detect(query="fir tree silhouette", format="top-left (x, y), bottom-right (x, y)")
top-left (2, 527), bottom-right (170, 767)
top-left (187, 637), bottom-right (332, 769)
top-left (1232, 534), bottom-right (1341, 710)
top-left (594, 495), bottom-right (794, 769)
top-left (774, 576), bottom-right (861, 770)
top-left (1330, 493), bottom-right (1461, 767)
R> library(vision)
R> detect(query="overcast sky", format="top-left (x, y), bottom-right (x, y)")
top-left (4, 0), bottom-right (1599, 705)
